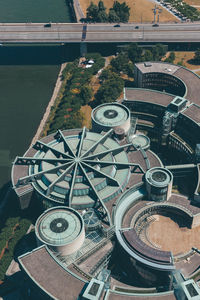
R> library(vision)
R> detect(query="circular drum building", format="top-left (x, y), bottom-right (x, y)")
top-left (35, 206), bottom-right (85, 255)
top-left (12, 128), bottom-right (131, 211)
top-left (91, 102), bottom-right (131, 134)
top-left (145, 167), bottom-right (173, 202)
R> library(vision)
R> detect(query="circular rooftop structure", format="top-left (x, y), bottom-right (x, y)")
top-left (146, 167), bottom-right (172, 188)
top-left (132, 134), bottom-right (150, 150)
top-left (145, 167), bottom-right (173, 202)
top-left (92, 102), bottom-right (131, 133)
top-left (35, 206), bottom-right (85, 255)
top-left (13, 128), bottom-right (132, 210)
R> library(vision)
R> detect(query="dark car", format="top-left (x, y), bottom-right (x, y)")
top-left (114, 24), bottom-right (120, 27)
top-left (152, 23), bottom-right (159, 27)
top-left (44, 23), bottom-right (51, 27)
top-left (135, 26), bottom-right (139, 29)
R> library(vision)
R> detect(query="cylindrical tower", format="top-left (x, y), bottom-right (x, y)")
top-left (35, 206), bottom-right (85, 256)
top-left (145, 167), bottom-right (173, 202)
top-left (91, 102), bottom-right (131, 134)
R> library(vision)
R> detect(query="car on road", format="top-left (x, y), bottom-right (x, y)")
top-left (114, 24), bottom-right (120, 27)
top-left (44, 23), bottom-right (51, 27)
top-left (152, 23), bottom-right (159, 27)
top-left (135, 26), bottom-right (139, 29)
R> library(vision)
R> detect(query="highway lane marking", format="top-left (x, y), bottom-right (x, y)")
top-left (0, 30), bottom-right (200, 33)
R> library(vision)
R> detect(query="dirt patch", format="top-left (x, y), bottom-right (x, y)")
top-left (184, 0), bottom-right (200, 5)
top-left (81, 105), bottom-right (92, 128)
top-left (79, 0), bottom-right (178, 23)
top-left (174, 51), bottom-right (200, 70)
top-left (147, 215), bottom-right (200, 255)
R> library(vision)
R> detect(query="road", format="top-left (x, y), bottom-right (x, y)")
top-left (0, 23), bottom-right (200, 43)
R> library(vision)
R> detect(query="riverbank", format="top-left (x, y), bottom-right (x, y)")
top-left (29, 63), bottom-right (67, 147)
top-left (73, 0), bottom-right (85, 21)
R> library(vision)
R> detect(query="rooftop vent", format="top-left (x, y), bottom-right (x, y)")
top-left (144, 62), bottom-right (152, 67)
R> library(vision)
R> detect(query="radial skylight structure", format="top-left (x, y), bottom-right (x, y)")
top-left (14, 128), bottom-right (144, 224)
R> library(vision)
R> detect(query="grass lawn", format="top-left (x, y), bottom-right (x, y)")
top-left (79, 0), bottom-right (178, 23)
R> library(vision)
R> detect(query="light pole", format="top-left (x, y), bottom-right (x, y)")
top-left (157, 8), bottom-right (162, 24)
top-left (152, 5), bottom-right (157, 24)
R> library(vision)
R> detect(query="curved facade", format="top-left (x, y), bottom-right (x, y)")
top-left (140, 72), bottom-right (186, 97)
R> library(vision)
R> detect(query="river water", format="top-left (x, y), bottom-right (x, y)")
top-left (0, 1), bottom-right (76, 197)
top-left (0, 0), bottom-right (71, 23)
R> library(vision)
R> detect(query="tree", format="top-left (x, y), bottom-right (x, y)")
top-left (97, 1), bottom-right (108, 22)
top-left (164, 52), bottom-right (175, 63)
top-left (108, 9), bottom-right (120, 22)
top-left (152, 44), bottom-right (167, 61)
top-left (98, 0), bottom-right (106, 12)
top-left (144, 50), bottom-right (153, 61)
top-left (86, 2), bottom-right (99, 21)
top-left (194, 49), bottom-right (200, 64)
top-left (95, 70), bottom-right (124, 105)
top-left (99, 69), bottom-right (112, 82)
top-left (112, 1), bottom-right (130, 22)
top-left (128, 43), bottom-right (143, 63)
top-left (80, 85), bottom-right (93, 105)
top-left (97, 10), bottom-right (108, 22)
top-left (110, 52), bottom-right (130, 74)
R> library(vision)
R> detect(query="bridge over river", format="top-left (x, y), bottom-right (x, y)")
top-left (0, 23), bottom-right (200, 43)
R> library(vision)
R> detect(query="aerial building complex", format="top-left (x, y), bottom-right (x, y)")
top-left (11, 61), bottom-right (200, 299)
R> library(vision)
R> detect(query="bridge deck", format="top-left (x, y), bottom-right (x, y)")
top-left (0, 23), bottom-right (199, 43)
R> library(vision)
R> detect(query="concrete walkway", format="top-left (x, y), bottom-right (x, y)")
top-left (192, 67), bottom-right (200, 73)
top-left (73, 0), bottom-right (85, 21)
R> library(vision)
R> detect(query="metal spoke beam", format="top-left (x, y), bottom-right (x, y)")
top-left (79, 163), bottom-right (111, 225)
top-left (17, 162), bottom-right (73, 186)
top-left (81, 129), bottom-right (113, 158)
top-left (46, 162), bottom-right (75, 196)
top-left (86, 143), bottom-right (133, 160)
top-left (83, 160), bottom-right (144, 173)
top-left (56, 130), bottom-right (75, 158)
top-left (14, 156), bottom-right (70, 165)
top-left (68, 162), bottom-right (78, 207)
top-left (82, 161), bottom-right (120, 187)
top-left (34, 140), bottom-right (73, 159)
top-left (77, 127), bottom-right (86, 157)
